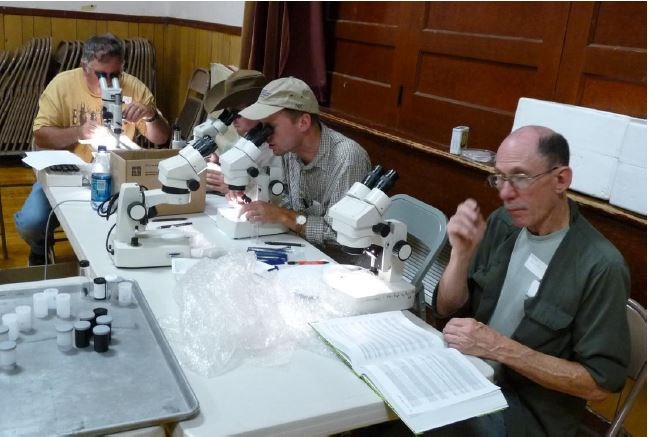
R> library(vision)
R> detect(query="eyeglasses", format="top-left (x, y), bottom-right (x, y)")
top-left (487, 167), bottom-right (559, 190)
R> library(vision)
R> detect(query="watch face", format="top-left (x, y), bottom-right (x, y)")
top-left (296, 215), bottom-right (307, 225)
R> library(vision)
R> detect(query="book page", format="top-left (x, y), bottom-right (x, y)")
top-left (361, 348), bottom-right (499, 416)
top-left (311, 311), bottom-right (443, 366)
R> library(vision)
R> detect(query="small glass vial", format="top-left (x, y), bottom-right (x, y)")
top-left (104, 274), bottom-right (118, 300)
top-left (93, 277), bottom-right (107, 300)
top-left (78, 259), bottom-right (90, 277)
top-left (0, 325), bottom-right (8, 342)
top-left (93, 325), bottom-right (110, 353)
top-left (1, 314), bottom-right (18, 341)
top-left (56, 293), bottom-right (71, 319)
top-left (44, 288), bottom-right (59, 310)
top-left (15, 305), bottom-right (32, 332)
top-left (74, 321), bottom-right (91, 348)
top-left (0, 340), bottom-right (17, 370)
top-left (118, 282), bottom-right (133, 306)
top-left (33, 292), bottom-right (48, 318)
top-left (96, 315), bottom-right (113, 342)
top-left (56, 322), bottom-right (73, 351)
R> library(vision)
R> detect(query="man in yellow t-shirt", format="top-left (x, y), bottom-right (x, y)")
top-left (16, 33), bottom-right (171, 266)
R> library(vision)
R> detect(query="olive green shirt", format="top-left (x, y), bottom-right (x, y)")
top-left (434, 200), bottom-right (630, 436)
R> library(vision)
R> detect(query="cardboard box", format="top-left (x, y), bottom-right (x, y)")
top-left (110, 149), bottom-right (206, 216)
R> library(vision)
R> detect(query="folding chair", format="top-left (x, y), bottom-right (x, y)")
top-left (175, 68), bottom-right (211, 140)
top-left (383, 194), bottom-right (449, 318)
top-left (607, 299), bottom-right (647, 436)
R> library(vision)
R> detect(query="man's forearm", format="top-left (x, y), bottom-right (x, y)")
top-left (495, 336), bottom-right (611, 401)
top-left (436, 251), bottom-right (472, 316)
top-left (143, 118), bottom-right (171, 145)
top-left (33, 126), bottom-right (81, 150)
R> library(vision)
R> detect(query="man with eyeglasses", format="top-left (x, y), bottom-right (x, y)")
top-left (15, 33), bottom-right (170, 266)
top-left (434, 125), bottom-right (629, 436)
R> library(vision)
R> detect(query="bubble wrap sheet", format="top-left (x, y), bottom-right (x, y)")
top-left (161, 252), bottom-right (353, 377)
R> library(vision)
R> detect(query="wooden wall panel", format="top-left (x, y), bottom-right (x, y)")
top-left (0, 10), bottom-right (241, 127)
top-left (4, 15), bottom-right (22, 49)
top-left (33, 16), bottom-right (51, 39)
top-left (398, 2), bottom-right (570, 151)
top-left (325, 2), bottom-right (407, 127)
top-left (556, 2), bottom-right (646, 118)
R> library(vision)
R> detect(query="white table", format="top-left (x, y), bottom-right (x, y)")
top-left (42, 185), bottom-right (395, 436)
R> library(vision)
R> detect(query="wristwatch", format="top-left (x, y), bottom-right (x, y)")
top-left (143, 110), bottom-right (159, 123)
top-left (295, 214), bottom-right (307, 234)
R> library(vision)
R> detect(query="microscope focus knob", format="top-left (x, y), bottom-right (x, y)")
top-left (372, 223), bottom-right (391, 238)
top-left (270, 180), bottom-right (285, 196)
top-left (393, 241), bottom-right (412, 261)
top-left (247, 167), bottom-right (259, 178)
top-left (128, 202), bottom-right (147, 221)
top-left (187, 179), bottom-right (200, 191)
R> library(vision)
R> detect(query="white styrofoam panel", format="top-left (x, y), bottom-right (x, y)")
top-left (569, 151), bottom-right (618, 200)
top-left (513, 98), bottom-right (630, 157)
top-left (619, 118), bottom-right (647, 167)
top-left (610, 163), bottom-right (647, 215)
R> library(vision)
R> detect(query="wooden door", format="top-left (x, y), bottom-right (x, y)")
top-left (395, 2), bottom-right (571, 150)
top-left (556, 2), bottom-right (647, 118)
top-left (325, 2), bottom-right (410, 128)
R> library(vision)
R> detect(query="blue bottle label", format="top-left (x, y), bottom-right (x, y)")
top-left (91, 173), bottom-right (112, 204)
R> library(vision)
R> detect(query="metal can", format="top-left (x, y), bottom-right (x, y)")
top-left (450, 126), bottom-right (470, 155)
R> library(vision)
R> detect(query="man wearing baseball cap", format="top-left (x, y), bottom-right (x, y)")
top-left (202, 69), bottom-right (268, 194)
top-left (237, 76), bottom-right (371, 246)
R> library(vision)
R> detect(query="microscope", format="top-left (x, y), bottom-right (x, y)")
top-left (173, 109), bottom-right (239, 150)
top-left (108, 141), bottom-right (217, 268)
top-left (98, 74), bottom-right (123, 136)
top-left (324, 166), bottom-right (415, 314)
top-left (212, 123), bottom-right (288, 239)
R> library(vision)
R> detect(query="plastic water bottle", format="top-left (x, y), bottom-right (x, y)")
top-left (91, 145), bottom-right (112, 210)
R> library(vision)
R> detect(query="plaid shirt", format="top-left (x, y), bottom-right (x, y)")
top-left (280, 124), bottom-right (371, 245)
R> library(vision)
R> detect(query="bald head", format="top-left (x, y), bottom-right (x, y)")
top-left (501, 125), bottom-right (570, 168)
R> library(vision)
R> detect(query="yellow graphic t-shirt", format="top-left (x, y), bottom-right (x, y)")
top-left (33, 68), bottom-right (156, 160)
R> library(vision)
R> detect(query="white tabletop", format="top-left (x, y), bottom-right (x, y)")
top-left (42, 185), bottom-right (394, 436)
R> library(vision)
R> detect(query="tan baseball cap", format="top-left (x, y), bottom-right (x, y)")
top-left (203, 69), bottom-right (267, 113)
top-left (239, 76), bottom-right (319, 120)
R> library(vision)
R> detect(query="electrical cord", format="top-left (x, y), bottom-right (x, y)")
top-left (43, 199), bottom-right (91, 281)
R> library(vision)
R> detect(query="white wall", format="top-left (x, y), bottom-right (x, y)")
top-left (0, 1), bottom-right (244, 27)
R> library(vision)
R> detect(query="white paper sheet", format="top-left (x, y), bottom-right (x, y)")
top-left (22, 151), bottom-right (88, 171)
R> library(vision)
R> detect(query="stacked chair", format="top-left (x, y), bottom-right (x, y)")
top-left (0, 37), bottom-right (157, 155)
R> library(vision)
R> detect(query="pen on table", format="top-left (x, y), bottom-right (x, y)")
top-left (151, 217), bottom-right (188, 222)
top-left (287, 260), bottom-right (329, 265)
top-left (264, 241), bottom-right (304, 247)
top-left (159, 222), bottom-right (192, 229)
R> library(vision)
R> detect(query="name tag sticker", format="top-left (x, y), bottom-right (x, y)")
top-left (527, 279), bottom-right (540, 298)
top-left (524, 253), bottom-right (547, 280)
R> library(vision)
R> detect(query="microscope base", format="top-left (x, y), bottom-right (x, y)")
top-left (323, 265), bottom-right (416, 314)
top-left (111, 238), bottom-right (191, 268)
top-left (213, 208), bottom-right (287, 239)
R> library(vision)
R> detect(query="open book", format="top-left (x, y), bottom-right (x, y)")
top-left (311, 311), bottom-right (508, 434)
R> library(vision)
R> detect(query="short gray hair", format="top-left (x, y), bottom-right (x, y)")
top-left (81, 33), bottom-right (124, 64)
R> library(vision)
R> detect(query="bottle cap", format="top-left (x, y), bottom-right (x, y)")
top-left (0, 340), bottom-right (16, 351)
top-left (98, 145), bottom-right (107, 152)
top-left (96, 315), bottom-right (113, 325)
top-left (79, 310), bottom-right (95, 322)
top-left (93, 277), bottom-right (106, 284)
top-left (93, 307), bottom-right (108, 317)
top-left (74, 321), bottom-right (91, 331)
top-left (55, 322), bottom-right (73, 333)
top-left (79, 260), bottom-right (90, 268)
top-left (92, 325), bottom-right (110, 336)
